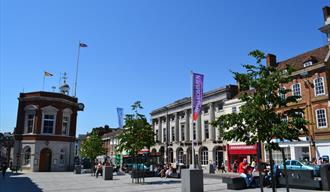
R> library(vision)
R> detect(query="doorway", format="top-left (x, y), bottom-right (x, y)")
top-left (39, 148), bottom-right (52, 172)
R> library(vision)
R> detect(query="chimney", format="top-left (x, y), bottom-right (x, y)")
top-left (320, 6), bottom-right (330, 43)
top-left (266, 54), bottom-right (277, 67)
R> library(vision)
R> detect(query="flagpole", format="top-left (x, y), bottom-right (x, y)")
top-left (42, 74), bottom-right (46, 91)
top-left (74, 41), bottom-right (81, 97)
top-left (190, 70), bottom-right (195, 169)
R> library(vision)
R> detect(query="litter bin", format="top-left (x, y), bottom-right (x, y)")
top-left (103, 166), bottom-right (113, 180)
top-left (74, 165), bottom-right (81, 174)
top-left (320, 164), bottom-right (330, 191)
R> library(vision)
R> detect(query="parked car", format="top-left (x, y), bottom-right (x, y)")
top-left (279, 160), bottom-right (320, 176)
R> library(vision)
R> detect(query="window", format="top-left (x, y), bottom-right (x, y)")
top-left (314, 77), bottom-right (325, 96)
top-left (163, 128), bottom-right (167, 142)
top-left (292, 83), bottom-right (301, 97)
top-left (62, 108), bottom-right (72, 135)
top-left (316, 109), bottom-right (327, 128)
top-left (23, 147), bottom-right (31, 166)
top-left (171, 127), bottom-right (175, 141)
top-left (193, 123), bottom-right (196, 140)
top-left (217, 102), bottom-right (224, 111)
top-left (232, 107), bottom-right (237, 113)
top-left (62, 115), bottom-right (70, 135)
top-left (43, 114), bottom-right (55, 134)
top-left (203, 107), bottom-right (209, 114)
top-left (178, 148), bottom-right (184, 164)
top-left (42, 106), bottom-right (58, 134)
top-left (303, 61), bottom-right (313, 67)
top-left (155, 130), bottom-right (159, 141)
top-left (59, 149), bottom-right (65, 165)
top-left (24, 105), bottom-right (37, 134)
top-left (181, 124), bottom-right (185, 141)
top-left (201, 147), bottom-right (208, 165)
top-left (281, 115), bottom-right (288, 122)
top-left (204, 121), bottom-right (209, 139)
top-left (25, 113), bottom-right (35, 133)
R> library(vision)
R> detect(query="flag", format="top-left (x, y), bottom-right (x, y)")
top-left (117, 108), bottom-right (124, 128)
top-left (44, 71), bottom-right (53, 77)
top-left (79, 42), bottom-right (88, 47)
top-left (192, 72), bottom-right (204, 121)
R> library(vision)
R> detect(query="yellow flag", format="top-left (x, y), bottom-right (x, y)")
top-left (44, 71), bottom-right (53, 77)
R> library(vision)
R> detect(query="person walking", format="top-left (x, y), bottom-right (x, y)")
top-left (2, 162), bottom-right (8, 179)
top-left (220, 161), bottom-right (226, 173)
top-left (96, 162), bottom-right (103, 178)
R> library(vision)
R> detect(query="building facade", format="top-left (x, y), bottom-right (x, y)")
top-left (13, 91), bottom-right (82, 172)
top-left (264, 7), bottom-right (330, 163)
top-left (150, 85), bottom-right (238, 170)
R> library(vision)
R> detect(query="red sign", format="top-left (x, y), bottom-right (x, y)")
top-left (228, 144), bottom-right (257, 155)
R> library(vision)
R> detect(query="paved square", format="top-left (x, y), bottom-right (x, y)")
top-left (0, 172), bottom-right (325, 192)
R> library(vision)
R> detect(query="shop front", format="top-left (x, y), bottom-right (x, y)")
top-left (227, 144), bottom-right (259, 172)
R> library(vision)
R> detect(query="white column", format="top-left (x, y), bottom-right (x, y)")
top-left (175, 112), bottom-right (179, 142)
top-left (290, 145), bottom-right (295, 160)
top-left (185, 110), bottom-right (190, 142)
top-left (197, 114), bottom-right (202, 142)
top-left (158, 117), bottom-right (162, 143)
top-left (209, 103), bottom-right (215, 142)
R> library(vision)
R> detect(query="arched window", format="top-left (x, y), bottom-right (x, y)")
top-left (201, 147), bottom-right (208, 165)
top-left (177, 148), bottom-right (184, 164)
top-left (23, 147), bottom-right (31, 166)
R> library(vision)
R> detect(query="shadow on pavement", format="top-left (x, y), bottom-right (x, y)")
top-left (144, 180), bottom-right (181, 185)
top-left (0, 172), bottom-right (42, 192)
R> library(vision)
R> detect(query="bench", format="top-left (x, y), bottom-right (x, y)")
top-left (222, 176), bottom-right (247, 190)
top-left (222, 176), bottom-right (259, 190)
top-left (278, 170), bottom-right (321, 190)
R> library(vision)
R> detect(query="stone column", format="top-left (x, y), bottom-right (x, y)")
top-left (185, 110), bottom-right (190, 142)
top-left (197, 114), bottom-right (202, 142)
top-left (209, 102), bottom-right (215, 141)
top-left (158, 117), bottom-right (162, 143)
top-left (175, 112), bottom-right (179, 142)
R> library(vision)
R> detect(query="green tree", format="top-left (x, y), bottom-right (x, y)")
top-left (80, 131), bottom-right (105, 161)
top-left (212, 50), bottom-right (309, 192)
top-left (116, 101), bottom-right (155, 157)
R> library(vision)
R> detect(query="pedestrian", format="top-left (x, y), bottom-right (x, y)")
top-left (220, 161), bottom-right (226, 173)
top-left (232, 160), bottom-right (239, 173)
top-left (96, 161), bottom-right (103, 178)
top-left (2, 162), bottom-right (8, 179)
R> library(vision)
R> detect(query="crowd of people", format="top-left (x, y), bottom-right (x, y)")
top-left (155, 163), bottom-right (176, 178)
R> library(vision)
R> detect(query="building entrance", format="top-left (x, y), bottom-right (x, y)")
top-left (39, 148), bottom-right (52, 172)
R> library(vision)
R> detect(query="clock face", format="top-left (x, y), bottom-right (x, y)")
top-left (78, 103), bottom-right (84, 110)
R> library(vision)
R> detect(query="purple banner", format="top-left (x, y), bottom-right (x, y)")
top-left (192, 73), bottom-right (204, 121)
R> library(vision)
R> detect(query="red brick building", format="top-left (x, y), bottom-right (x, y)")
top-left (264, 7), bottom-right (330, 162)
top-left (14, 90), bottom-right (83, 171)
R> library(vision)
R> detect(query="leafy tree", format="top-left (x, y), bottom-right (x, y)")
top-left (212, 50), bottom-right (309, 192)
top-left (116, 101), bottom-right (155, 157)
top-left (80, 131), bottom-right (105, 161)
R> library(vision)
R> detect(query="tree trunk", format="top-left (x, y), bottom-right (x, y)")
top-left (281, 148), bottom-right (289, 192)
top-left (268, 148), bottom-right (276, 192)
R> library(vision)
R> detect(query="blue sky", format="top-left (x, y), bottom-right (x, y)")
top-left (0, 0), bottom-right (329, 135)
